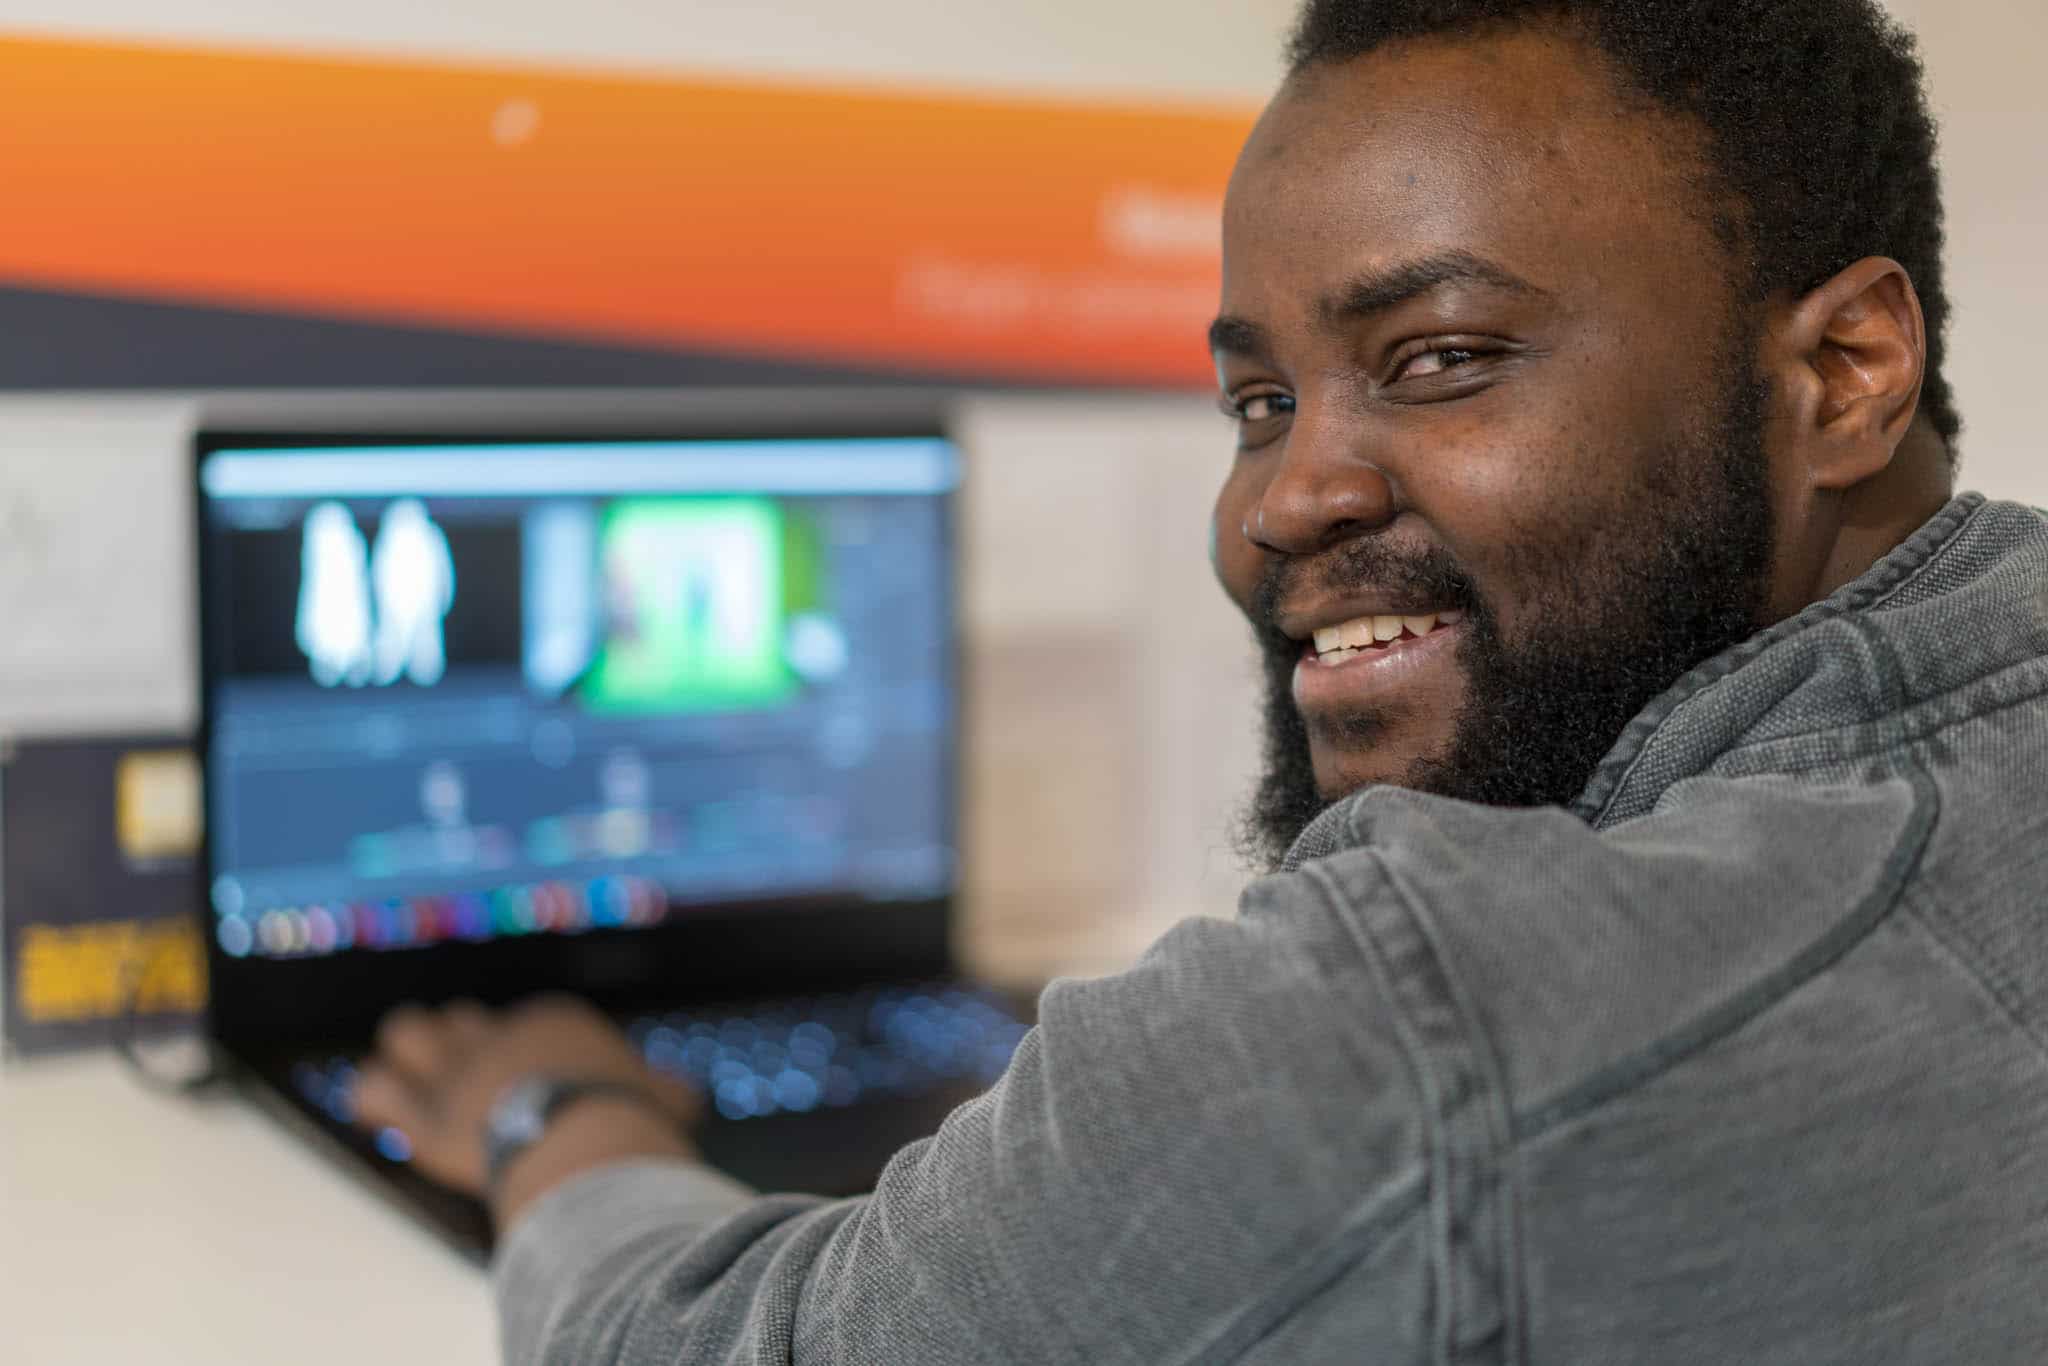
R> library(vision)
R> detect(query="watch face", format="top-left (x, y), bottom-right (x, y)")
top-left (491, 1078), bottom-right (556, 1148)
top-left (485, 1076), bottom-right (664, 1187)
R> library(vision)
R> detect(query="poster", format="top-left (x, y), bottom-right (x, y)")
top-left (0, 35), bottom-right (1252, 389)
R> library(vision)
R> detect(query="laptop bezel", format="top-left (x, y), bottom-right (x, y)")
top-left (195, 403), bottom-right (964, 1061)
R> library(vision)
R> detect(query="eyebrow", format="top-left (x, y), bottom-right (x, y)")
top-left (1321, 249), bottom-right (1546, 326)
top-left (1208, 249), bottom-right (1548, 359)
top-left (1207, 314), bottom-right (1273, 360)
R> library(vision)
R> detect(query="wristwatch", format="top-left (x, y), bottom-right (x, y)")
top-left (482, 1076), bottom-right (674, 1191)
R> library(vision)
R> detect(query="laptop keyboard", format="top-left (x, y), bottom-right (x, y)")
top-left (290, 980), bottom-right (1031, 1161)
top-left (631, 982), bottom-right (1029, 1122)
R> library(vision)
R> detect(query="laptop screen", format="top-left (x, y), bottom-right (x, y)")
top-left (197, 435), bottom-right (959, 969)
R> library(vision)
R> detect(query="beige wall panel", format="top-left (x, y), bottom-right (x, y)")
top-left (955, 397), bottom-right (1261, 982)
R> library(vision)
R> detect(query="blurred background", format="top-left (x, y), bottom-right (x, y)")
top-left (0, 0), bottom-right (2038, 1048)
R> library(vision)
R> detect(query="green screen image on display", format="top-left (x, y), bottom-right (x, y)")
top-left (583, 497), bottom-right (798, 713)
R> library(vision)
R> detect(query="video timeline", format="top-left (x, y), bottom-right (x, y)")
top-left (214, 875), bottom-right (669, 958)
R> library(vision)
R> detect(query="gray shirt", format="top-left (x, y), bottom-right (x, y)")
top-left (499, 493), bottom-right (2048, 1364)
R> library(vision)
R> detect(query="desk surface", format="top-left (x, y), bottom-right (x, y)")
top-left (0, 1052), bottom-right (495, 1365)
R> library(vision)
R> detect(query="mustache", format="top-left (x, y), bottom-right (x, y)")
top-left (1248, 539), bottom-right (1482, 653)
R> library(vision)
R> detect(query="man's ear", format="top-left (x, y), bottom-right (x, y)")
top-left (1773, 256), bottom-right (1927, 492)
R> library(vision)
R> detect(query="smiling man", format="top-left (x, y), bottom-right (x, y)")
top-left (1215, 11), bottom-right (1956, 866)
top-left (359, 3), bottom-right (2048, 1363)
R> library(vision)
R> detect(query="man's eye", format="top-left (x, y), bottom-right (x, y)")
top-left (1222, 392), bottom-right (1294, 423)
top-left (1393, 347), bottom-right (1485, 382)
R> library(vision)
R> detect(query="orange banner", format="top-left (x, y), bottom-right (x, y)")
top-left (0, 34), bottom-right (1254, 385)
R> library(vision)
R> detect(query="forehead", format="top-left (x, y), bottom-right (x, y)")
top-left (1223, 27), bottom-right (1726, 320)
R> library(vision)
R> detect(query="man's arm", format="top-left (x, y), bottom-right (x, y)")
top-left (356, 881), bottom-right (1431, 1365)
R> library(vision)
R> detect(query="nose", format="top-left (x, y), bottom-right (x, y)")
top-left (1243, 408), bottom-right (1398, 555)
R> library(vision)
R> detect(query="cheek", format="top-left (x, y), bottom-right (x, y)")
top-left (1403, 428), bottom-right (1556, 586)
top-left (1408, 407), bottom-right (1645, 587)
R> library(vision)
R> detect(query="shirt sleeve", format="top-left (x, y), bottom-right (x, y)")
top-left (492, 882), bottom-right (1429, 1366)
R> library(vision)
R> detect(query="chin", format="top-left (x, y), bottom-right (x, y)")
top-left (1312, 753), bottom-right (1414, 802)
top-left (1303, 683), bottom-right (1465, 793)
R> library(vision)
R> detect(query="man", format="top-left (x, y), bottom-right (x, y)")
top-left (357, 1), bottom-right (2048, 1360)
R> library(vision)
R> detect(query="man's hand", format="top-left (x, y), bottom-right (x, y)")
top-left (354, 995), bottom-right (701, 1214)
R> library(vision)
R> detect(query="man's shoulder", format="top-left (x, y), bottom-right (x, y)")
top-left (1289, 773), bottom-right (1932, 1126)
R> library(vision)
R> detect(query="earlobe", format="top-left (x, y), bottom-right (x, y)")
top-left (1789, 256), bottom-right (1927, 492)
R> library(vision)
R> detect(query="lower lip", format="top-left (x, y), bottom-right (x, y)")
top-left (1291, 623), bottom-right (1464, 713)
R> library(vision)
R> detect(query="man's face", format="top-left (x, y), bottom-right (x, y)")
top-left (1213, 29), bottom-right (1780, 866)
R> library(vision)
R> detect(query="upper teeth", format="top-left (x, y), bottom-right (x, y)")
top-left (1313, 608), bottom-right (1463, 655)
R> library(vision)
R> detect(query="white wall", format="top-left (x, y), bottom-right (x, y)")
top-left (1882, 0), bottom-right (2048, 502)
top-left (0, 0), bottom-right (1296, 101)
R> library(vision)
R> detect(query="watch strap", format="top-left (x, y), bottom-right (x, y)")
top-left (482, 1076), bottom-right (675, 1192)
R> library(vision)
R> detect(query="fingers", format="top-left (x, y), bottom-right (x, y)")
top-left (359, 1002), bottom-right (496, 1194)
top-left (443, 999), bottom-right (496, 1051)
top-left (353, 1057), bottom-right (430, 1135)
top-left (353, 1056), bottom-right (488, 1194)
top-left (361, 1002), bottom-right (485, 1132)
top-left (376, 1004), bottom-right (459, 1084)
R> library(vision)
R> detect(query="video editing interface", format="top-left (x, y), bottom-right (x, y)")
top-left (200, 439), bottom-right (959, 962)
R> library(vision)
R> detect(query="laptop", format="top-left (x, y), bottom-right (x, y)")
top-left (194, 410), bottom-right (1030, 1261)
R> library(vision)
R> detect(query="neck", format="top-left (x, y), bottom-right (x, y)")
top-left (1804, 417), bottom-right (1955, 608)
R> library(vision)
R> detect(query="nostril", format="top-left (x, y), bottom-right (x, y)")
top-left (1247, 461), bottom-right (1399, 554)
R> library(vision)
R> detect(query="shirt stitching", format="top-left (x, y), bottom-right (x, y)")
top-left (1865, 496), bottom-right (1990, 611)
top-left (1706, 655), bottom-right (2048, 770)
top-left (1173, 1175), bottom-right (1428, 1366)
top-left (1310, 851), bottom-right (1521, 1365)
top-left (1514, 754), bottom-right (1939, 1143)
top-left (1901, 889), bottom-right (2048, 1074)
top-left (1374, 854), bottom-right (1527, 1366)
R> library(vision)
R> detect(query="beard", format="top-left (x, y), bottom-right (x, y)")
top-left (1236, 349), bottom-right (1777, 872)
